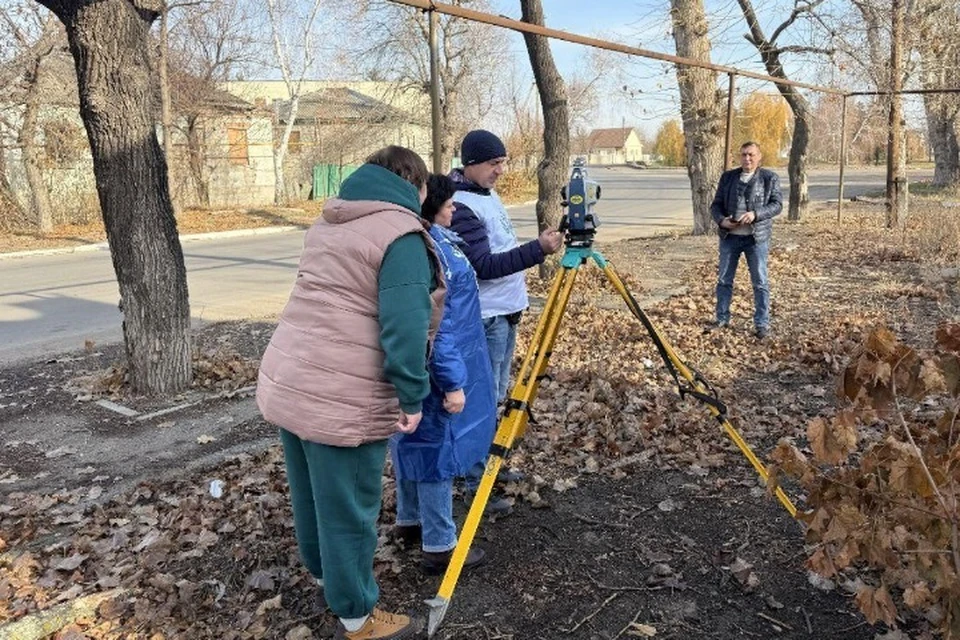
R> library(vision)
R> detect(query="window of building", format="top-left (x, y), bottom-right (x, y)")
top-left (227, 126), bottom-right (249, 165)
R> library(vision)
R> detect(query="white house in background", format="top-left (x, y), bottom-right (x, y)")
top-left (585, 127), bottom-right (644, 165)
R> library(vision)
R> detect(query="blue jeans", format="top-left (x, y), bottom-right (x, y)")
top-left (465, 314), bottom-right (518, 490)
top-left (716, 234), bottom-right (770, 329)
top-left (482, 314), bottom-right (518, 403)
top-left (395, 478), bottom-right (456, 553)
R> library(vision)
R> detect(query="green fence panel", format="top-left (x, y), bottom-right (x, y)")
top-left (312, 163), bottom-right (359, 199)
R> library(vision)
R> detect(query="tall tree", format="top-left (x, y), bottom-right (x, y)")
top-left (361, 0), bottom-right (508, 170)
top-left (653, 119), bottom-right (686, 166)
top-left (886, 0), bottom-right (907, 227)
top-left (670, 0), bottom-right (725, 235)
top-left (165, 0), bottom-right (263, 207)
top-left (265, 0), bottom-right (322, 205)
top-left (1, 4), bottom-right (58, 232)
top-left (914, 0), bottom-right (960, 186)
top-left (736, 0), bottom-right (832, 222)
top-left (34, 0), bottom-right (192, 395)
top-left (734, 92), bottom-right (792, 163)
top-left (519, 0), bottom-right (569, 277)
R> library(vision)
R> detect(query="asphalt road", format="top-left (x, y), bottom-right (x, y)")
top-left (0, 166), bottom-right (925, 365)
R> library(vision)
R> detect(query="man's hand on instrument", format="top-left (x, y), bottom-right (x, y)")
top-left (538, 229), bottom-right (564, 254)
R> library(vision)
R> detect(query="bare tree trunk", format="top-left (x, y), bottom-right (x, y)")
top-left (38, 0), bottom-right (192, 396)
top-left (441, 88), bottom-right (458, 169)
top-left (915, 0), bottom-right (960, 187)
top-left (520, 0), bottom-right (569, 278)
top-left (785, 101), bottom-right (810, 221)
top-left (886, 0), bottom-right (907, 227)
top-left (925, 99), bottom-right (960, 186)
top-left (19, 57), bottom-right (54, 233)
top-left (737, 0), bottom-right (818, 221)
top-left (185, 116), bottom-right (210, 207)
top-left (274, 95), bottom-right (298, 205)
top-left (265, 0), bottom-right (321, 206)
top-left (670, 0), bottom-right (725, 235)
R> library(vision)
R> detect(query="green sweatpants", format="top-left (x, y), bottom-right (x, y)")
top-left (280, 428), bottom-right (388, 618)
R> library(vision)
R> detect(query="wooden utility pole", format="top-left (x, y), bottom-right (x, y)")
top-left (837, 95), bottom-right (848, 222)
top-left (724, 73), bottom-right (736, 170)
top-left (886, 0), bottom-right (907, 228)
top-left (428, 8), bottom-right (442, 173)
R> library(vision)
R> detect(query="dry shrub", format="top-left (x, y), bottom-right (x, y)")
top-left (771, 325), bottom-right (960, 637)
top-left (497, 167), bottom-right (538, 204)
top-left (0, 189), bottom-right (32, 232)
top-left (907, 201), bottom-right (960, 265)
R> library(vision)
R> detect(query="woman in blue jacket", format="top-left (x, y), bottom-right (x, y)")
top-left (390, 174), bottom-right (496, 575)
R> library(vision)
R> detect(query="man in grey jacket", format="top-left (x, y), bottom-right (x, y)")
top-left (708, 141), bottom-right (783, 339)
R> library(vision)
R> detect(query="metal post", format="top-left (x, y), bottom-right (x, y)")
top-left (428, 9), bottom-right (443, 173)
top-left (837, 95), bottom-right (848, 222)
top-left (724, 73), bottom-right (736, 170)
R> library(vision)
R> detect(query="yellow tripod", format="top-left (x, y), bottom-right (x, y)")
top-left (425, 243), bottom-right (798, 636)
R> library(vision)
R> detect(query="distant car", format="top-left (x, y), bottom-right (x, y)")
top-left (627, 161), bottom-right (648, 169)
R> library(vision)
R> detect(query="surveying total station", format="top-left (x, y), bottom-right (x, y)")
top-left (425, 161), bottom-right (798, 636)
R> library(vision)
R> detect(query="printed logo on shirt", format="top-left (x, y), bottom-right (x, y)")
top-left (497, 207), bottom-right (515, 239)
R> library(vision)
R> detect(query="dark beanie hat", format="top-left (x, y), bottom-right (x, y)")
top-left (461, 129), bottom-right (507, 166)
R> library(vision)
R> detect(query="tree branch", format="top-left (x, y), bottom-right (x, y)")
top-left (769, 0), bottom-right (827, 45)
top-left (774, 45), bottom-right (834, 56)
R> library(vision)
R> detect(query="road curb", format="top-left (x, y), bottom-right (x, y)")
top-left (0, 225), bottom-right (304, 261)
top-left (0, 204), bottom-right (539, 261)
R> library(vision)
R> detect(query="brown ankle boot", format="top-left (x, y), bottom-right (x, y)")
top-left (333, 608), bottom-right (423, 639)
top-left (421, 546), bottom-right (486, 576)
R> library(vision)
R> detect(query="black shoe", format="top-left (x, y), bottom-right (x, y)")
top-left (394, 524), bottom-right (422, 547)
top-left (463, 488), bottom-right (513, 514)
top-left (703, 320), bottom-right (729, 334)
top-left (421, 547), bottom-right (487, 576)
top-left (496, 468), bottom-right (525, 483)
top-left (756, 326), bottom-right (770, 339)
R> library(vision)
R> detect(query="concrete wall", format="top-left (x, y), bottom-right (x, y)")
top-left (2, 107), bottom-right (101, 225)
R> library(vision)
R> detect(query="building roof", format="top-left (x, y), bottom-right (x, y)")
top-left (1, 48), bottom-right (79, 106)
top-left (171, 81), bottom-right (259, 116)
top-left (277, 87), bottom-right (413, 125)
top-left (587, 127), bottom-right (637, 150)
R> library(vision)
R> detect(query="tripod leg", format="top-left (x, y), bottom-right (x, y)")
top-left (599, 262), bottom-right (798, 518)
top-left (426, 264), bottom-right (580, 636)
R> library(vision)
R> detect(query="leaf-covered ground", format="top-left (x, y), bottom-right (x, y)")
top-left (1, 203), bottom-right (957, 639)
